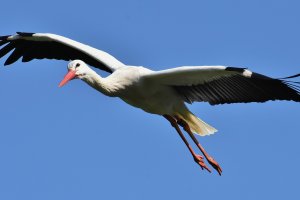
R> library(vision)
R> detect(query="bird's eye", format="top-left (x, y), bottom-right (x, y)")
top-left (75, 63), bottom-right (80, 68)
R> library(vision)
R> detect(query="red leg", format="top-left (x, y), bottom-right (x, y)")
top-left (176, 117), bottom-right (222, 176)
top-left (163, 115), bottom-right (211, 173)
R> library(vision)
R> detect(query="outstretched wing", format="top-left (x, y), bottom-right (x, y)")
top-left (0, 32), bottom-right (125, 73)
top-left (143, 66), bottom-right (300, 105)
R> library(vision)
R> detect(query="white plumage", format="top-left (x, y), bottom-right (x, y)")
top-left (1, 32), bottom-right (300, 175)
top-left (74, 62), bottom-right (217, 135)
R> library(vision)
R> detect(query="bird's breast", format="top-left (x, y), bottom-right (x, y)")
top-left (118, 83), bottom-right (181, 115)
top-left (106, 66), bottom-right (183, 115)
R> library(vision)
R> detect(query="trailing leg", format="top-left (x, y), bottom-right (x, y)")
top-left (163, 114), bottom-right (211, 173)
top-left (176, 117), bottom-right (222, 175)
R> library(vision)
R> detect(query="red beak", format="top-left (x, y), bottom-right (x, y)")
top-left (59, 70), bottom-right (77, 87)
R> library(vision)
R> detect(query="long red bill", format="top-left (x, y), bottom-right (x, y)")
top-left (58, 70), bottom-right (77, 87)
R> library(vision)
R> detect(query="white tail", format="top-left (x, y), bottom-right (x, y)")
top-left (177, 110), bottom-right (217, 136)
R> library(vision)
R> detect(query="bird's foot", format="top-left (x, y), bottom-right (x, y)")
top-left (193, 154), bottom-right (211, 173)
top-left (206, 156), bottom-right (222, 176)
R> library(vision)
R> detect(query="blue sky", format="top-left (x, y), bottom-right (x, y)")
top-left (0, 0), bottom-right (300, 199)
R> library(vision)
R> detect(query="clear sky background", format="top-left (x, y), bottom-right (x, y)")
top-left (0, 0), bottom-right (300, 199)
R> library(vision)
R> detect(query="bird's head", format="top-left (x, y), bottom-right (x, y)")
top-left (59, 60), bottom-right (91, 87)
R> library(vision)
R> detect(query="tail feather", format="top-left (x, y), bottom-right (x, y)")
top-left (177, 111), bottom-right (217, 136)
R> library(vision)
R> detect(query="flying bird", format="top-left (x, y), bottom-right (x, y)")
top-left (1, 32), bottom-right (300, 175)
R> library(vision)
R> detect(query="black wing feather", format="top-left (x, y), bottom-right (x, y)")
top-left (4, 41), bottom-right (27, 65)
top-left (0, 42), bottom-right (16, 59)
top-left (0, 40), bottom-right (9, 47)
top-left (0, 33), bottom-right (113, 73)
top-left (174, 71), bottom-right (300, 105)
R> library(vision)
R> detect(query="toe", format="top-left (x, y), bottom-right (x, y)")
top-left (207, 157), bottom-right (222, 175)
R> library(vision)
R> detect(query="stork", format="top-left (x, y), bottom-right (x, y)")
top-left (1, 32), bottom-right (300, 175)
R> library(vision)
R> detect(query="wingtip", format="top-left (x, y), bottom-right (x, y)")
top-left (280, 73), bottom-right (300, 80)
top-left (4, 57), bottom-right (14, 66)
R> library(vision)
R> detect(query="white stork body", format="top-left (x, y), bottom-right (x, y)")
top-left (80, 64), bottom-right (218, 135)
top-left (91, 66), bottom-right (180, 115)
top-left (1, 32), bottom-right (300, 175)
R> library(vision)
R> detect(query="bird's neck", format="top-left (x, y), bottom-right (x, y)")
top-left (81, 71), bottom-right (116, 96)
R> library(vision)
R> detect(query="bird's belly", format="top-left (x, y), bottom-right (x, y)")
top-left (119, 85), bottom-right (180, 115)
